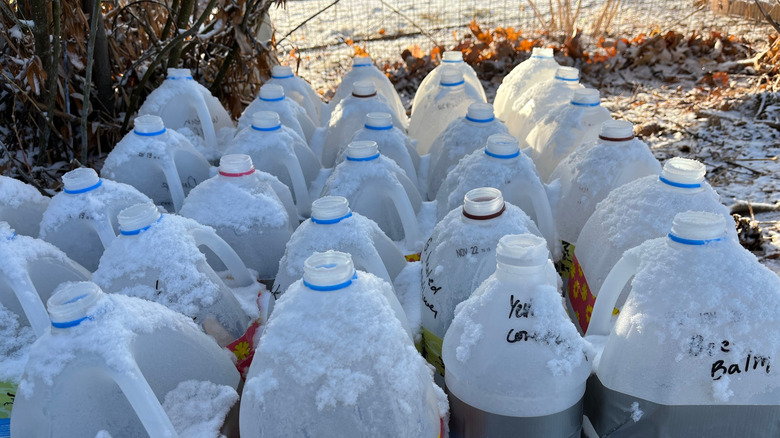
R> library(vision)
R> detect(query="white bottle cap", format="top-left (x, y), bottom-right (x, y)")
top-left (346, 140), bottom-right (380, 161)
top-left (496, 234), bottom-right (549, 267)
top-left (466, 103), bottom-right (495, 122)
top-left (442, 51), bottom-right (464, 62)
top-left (272, 65), bottom-right (294, 78)
top-left (311, 196), bottom-right (352, 224)
top-left (62, 168), bottom-right (101, 194)
top-left (133, 115), bottom-right (166, 136)
top-left (532, 47), bottom-right (554, 58)
top-left (219, 154), bottom-right (254, 177)
top-left (669, 211), bottom-right (726, 244)
top-left (118, 203), bottom-right (162, 235)
top-left (571, 88), bottom-right (600, 106)
top-left (260, 84), bottom-right (285, 101)
top-left (555, 66), bottom-right (579, 81)
top-left (167, 68), bottom-right (192, 79)
top-left (0, 222), bottom-right (15, 240)
top-left (660, 157), bottom-right (706, 188)
top-left (353, 56), bottom-right (373, 67)
top-left (463, 187), bottom-right (506, 220)
top-left (365, 112), bottom-right (393, 129)
top-left (440, 68), bottom-right (464, 86)
top-left (352, 80), bottom-right (376, 97)
top-left (303, 251), bottom-right (356, 291)
top-left (599, 120), bottom-right (634, 142)
top-left (485, 134), bottom-right (520, 158)
top-left (252, 111), bottom-right (282, 130)
top-left (47, 281), bottom-right (103, 329)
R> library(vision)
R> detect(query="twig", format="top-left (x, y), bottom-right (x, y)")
top-left (755, 0), bottom-right (780, 34)
top-left (40, 0), bottom-right (62, 165)
top-left (525, 0), bottom-right (549, 31)
top-left (82, 0), bottom-right (101, 164)
top-left (377, 0), bottom-right (441, 48)
top-left (725, 160), bottom-right (764, 175)
top-left (276, 0), bottom-right (341, 46)
top-left (661, 4), bottom-right (707, 35)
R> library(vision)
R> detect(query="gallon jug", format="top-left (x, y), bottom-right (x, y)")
top-left (238, 83), bottom-right (316, 143)
top-left (412, 50), bottom-right (486, 116)
top-left (527, 88), bottom-right (612, 182)
top-left (420, 187), bottom-right (543, 382)
top-left (137, 68), bottom-right (234, 159)
top-left (180, 154), bottom-right (296, 281)
top-left (266, 64), bottom-right (323, 125)
top-left (426, 103), bottom-right (509, 201)
top-left (443, 234), bottom-right (590, 438)
top-left (101, 115), bottom-right (211, 213)
top-left (0, 297), bottom-right (35, 438)
top-left (585, 211), bottom-right (780, 437)
top-left (227, 111), bottom-right (321, 217)
top-left (410, 68), bottom-right (486, 155)
top-left (11, 281), bottom-right (241, 438)
top-left (39, 167), bottom-right (151, 272)
top-left (494, 47), bottom-right (559, 121)
top-left (0, 175), bottom-right (48, 238)
top-left (240, 251), bottom-right (447, 438)
top-left (569, 158), bottom-right (732, 333)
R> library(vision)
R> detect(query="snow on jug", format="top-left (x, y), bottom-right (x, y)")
top-left (226, 111), bottom-right (321, 217)
top-left (584, 211), bottom-right (780, 436)
top-left (39, 168), bottom-right (151, 272)
top-left (526, 88), bottom-right (612, 182)
top-left (238, 83), bottom-right (316, 143)
top-left (410, 68), bottom-right (486, 155)
top-left (426, 103), bottom-right (509, 200)
top-left (137, 68), bottom-right (234, 159)
top-left (420, 187), bottom-right (543, 382)
top-left (180, 154), bottom-right (296, 282)
top-left (494, 47), bottom-right (559, 121)
top-left (101, 115), bottom-right (211, 213)
top-left (0, 175), bottom-right (49, 238)
top-left (570, 158), bottom-right (732, 333)
top-left (11, 281), bottom-right (241, 438)
top-left (412, 50), bottom-right (486, 116)
top-left (240, 251), bottom-right (447, 438)
top-left (266, 64), bottom-right (323, 125)
top-left (435, 134), bottom-right (558, 258)
top-left (443, 234), bottom-right (590, 438)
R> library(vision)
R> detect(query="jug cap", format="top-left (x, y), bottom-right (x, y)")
top-left (571, 88), bottom-right (600, 107)
top-left (353, 56), bottom-right (373, 67)
top-left (166, 68), bottom-right (193, 79)
top-left (259, 84), bottom-right (285, 101)
top-left (118, 203), bottom-right (163, 236)
top-left (303, 251), bottom-right (357, 291)
top-left (531, 47), bottom-right (554, 58)
top-left (352, 80), bottom-right (377, 97)
top-left (133, 115), bottom-right (166, 136)
top-left (442, 51), bottom-right (464, 63)
top-left (485, 134), bottom-right (520, 159)
top-left (271, 65), bottom-right (294, 79)
top-left (466, 103), bottom-right (495, 123)
top-left (311, 196), bottom-right (352, 224)
top-left (252, 110), bottom-right (282, 131)
top-left (63, 167), bottom-right (102, 194)
top-left (599, 120), bottom-right (634, 142)
top-left (497, 234), bottom-right (549, 267)
top-left (47, 281), bottom-right (103, 329)
top-left (463, 187), bottom-right (506, 220)
top-left (660, 157), bottom-right (706, 188)
top-left (440, 68), bottom-right (465, 87)
top-left (668, 211), bottom-right (726, 245)
top-left (219, 154), bottom-right (255, 177)
top-left (0, 222), bottom-right (16, 240)
top-left (365, 112), bottom-right (393, 130)
top-left (346, 140), bottom-right (380, 161)
top-left (555, 66), bottom-right (579, 81)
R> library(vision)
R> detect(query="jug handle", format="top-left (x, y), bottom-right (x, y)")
top-left (585, 252), bottom-right (640, 337)
top-left (92, 217), bottom-right (117, 250)
top-left (9, 274), bottom-right (50, 338)
top-left (186, 92), bottom-right (219, 152)
top-left (527, 183), bottom-right (559, 257)
top-left (189, 227), bottom-right (255, 287)
top-left (160, 160), bottom-right (187, 213)
top-left (109, 363), bottom-right (180, 438)
top-left (281, 155), bottom-right (311, 217)
top-left (387, 184), bottom-right (422, 246)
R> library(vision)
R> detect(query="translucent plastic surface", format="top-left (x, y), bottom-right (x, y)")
top-left (494, 48), bottom-right (559, 121)
top-left (0, 175), bottom-right (49, 238)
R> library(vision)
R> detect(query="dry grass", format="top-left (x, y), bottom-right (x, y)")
top-left (525, 0), bottom-right (621, 37)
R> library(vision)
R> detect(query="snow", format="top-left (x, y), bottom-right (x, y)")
top-left (0, 175), bottom-right (47, 210)
top-left (0, 227), bottom-right (71, 286)
top-left (162, 380), bottom-right (239, 438)
top-left (494, 56), bottom-right (559, 120)
top-left (392, 261), bottom-right (423, 341)
top-left (237, 97), bottom-right (316, 143)
top-left (0, 301), bottom-right (35, 383)
top-left (506, 77), bottom-right (584, 144)
top-left (630, 401), bottom-right (644, 422)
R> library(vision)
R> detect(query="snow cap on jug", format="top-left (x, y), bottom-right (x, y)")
top-left (669, 210), bottom-right (727, 244)
top-left (219, 154), bottom-right (254, 176)
top-left (599, 120), bottom-right (634, 142)
top-left (485, 134), bottom-right (520, 158)
top-left (440, 68), bottom-right (464, 86)
top-left (311, 196), bottom-right (351, 223)
top-left (0, 221), bottom-right (15, 239)
top-left (532, 47), bottom-right (554, 58)
top-left (47, 281), bottom-right (103, 330)
top-left (496, 233), bottom-right (549, 267)
top-left (555, 66), bottom-right (579, 81)
top-left (118, 203), bottom-right (162, 235)
top-left (133, 114), bottom-right (166, 136)
top-left (271, 65), bottom-right (294, 79)
top-left (303, 250), bottom-right (356, 290)
top-left (442, 51), bottom-right (464, 63)
top-left (365, 112), bottom-right (393, 129)
top-left (346, 140), bottom-right (380, 161)
top-left (62, 168), bottom-right (101, 194)
top-left (463, 187), bottom-right (505, 220)
top-left (466, 103), bottom-right (495, 123)
top-left (166, 68), bottom-right (192, 79)
top-left (571, 88), bottom-right (600, 106)
top-left (352, 80), bottom-right (376, 97)
top-left (251, 111), bottom-right (282, 131)
top-left (660, 157), bottom-right (706, 188)
top-left (259, 84), bottom-right (285, 101)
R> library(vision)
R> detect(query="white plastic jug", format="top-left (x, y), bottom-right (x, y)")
top-left (240, 251), bottom-right (446, 438)
top-left (584, 211), bottom-right (780, 436)
top-left (0, 176), bottom-right (49, 238)
top-left (412, 51), bottom-right (486, 116)
top-left (568, 158), bottom-right (732, 333)
top-left (227, 111), bottom-right (321, 217)
top-left (409, 68), bottom-right (487, 155)
top-left (39, 168), bottom-right (151, 272)
top-left (238, 83), bottom-right (316, 143)
top-left (426, 103), bottom-right (510, 201)
top-left (101, 115), bottom-right (211, 213)
top-left (443, 234), bottom-right (590, 437)
top-left (505, 66), bottom-right (584, 145)
top-left (267, 64), bottom-right (323, 125)
top-left (420, 187), bottom-right (543, 381)
top-left (0, 297), bottom-right (35, 438)
top-left (180, 154), bottom-right (296, 281)
top-left (494, 47), bottom-right (559, 121)
top-left (527, 88), bottom-right (612, 182)
top-left (11, 281), bottom-right (241, 438)
top-left (321, 141), bottom-right (422, 249)
top-left (137, 68), bottom-right (234, 158)
top-left (435, 134), bottom-right (558, 258)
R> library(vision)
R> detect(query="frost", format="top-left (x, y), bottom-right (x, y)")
top-left (494, 56), bottom-right (559, 120)
top-left (712, 375), bottom-right (734, 402)
top-left (162, 380), bottom-right (239, 438)
top-left (630, 401), bottom-right (644, 422)
top-left (238, 96), bottom-right (316, 143)
top-left (0, 301), bottom-right (36, 383)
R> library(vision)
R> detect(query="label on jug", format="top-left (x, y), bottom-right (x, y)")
top-left (421, 327), bottom-right (445, 377)
top-left (567, 251), bottom-right (596, 333)
top-left (0, 380), bottom-right (14, 438)
top-left (405, 252), bottom-right (421, 262)
top-left (227, 320), bottom-right (262, 379)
